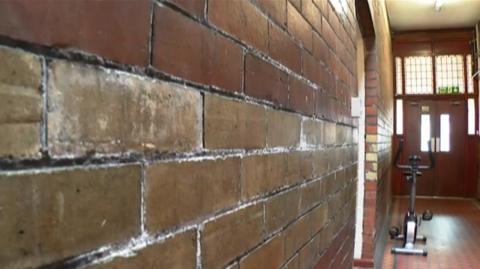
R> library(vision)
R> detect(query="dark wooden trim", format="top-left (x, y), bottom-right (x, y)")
top-left (393, 29), bottom-right (474, 57)
top-left (355, 0), bottom-right (375, 38)
top-left (392, 28), bottom-right (475, 43)
top-left (397, 94), bottom-right (477, 101)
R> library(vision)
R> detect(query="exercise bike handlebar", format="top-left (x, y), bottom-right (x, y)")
top-left (394, 139), bottom-right (435, 170)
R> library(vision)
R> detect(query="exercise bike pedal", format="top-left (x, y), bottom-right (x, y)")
top-left (422, 210), bottom-right (433, 221)
top-left (389, 226), bottom-right (400, 239)
top-left (391, 234), bottom-right (427, 242)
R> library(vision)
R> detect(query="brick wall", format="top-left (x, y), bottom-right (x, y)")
top-left (0, 1), bottom-right (359, 269)
top-left (361, 0), bottom-right (394, 264)
top-left (477, 140), bottom-right (480, 199)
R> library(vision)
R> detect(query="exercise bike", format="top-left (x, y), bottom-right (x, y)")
top-left (389, 139), bottom-right (435, 256)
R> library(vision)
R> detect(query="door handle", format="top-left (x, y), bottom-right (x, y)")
top-left (436, 137), bottom-right (440, 152)
top-left (431, 139), bottom-right (435, 153)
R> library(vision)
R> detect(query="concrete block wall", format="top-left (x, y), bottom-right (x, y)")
top-left (0, 0), bottom-right (359, 268)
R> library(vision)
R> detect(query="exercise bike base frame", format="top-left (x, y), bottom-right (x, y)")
top-left (391, 247), bottom-right (428, 256)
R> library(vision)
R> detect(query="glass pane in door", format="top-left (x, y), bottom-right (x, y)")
top-left (440, 114), bottom-right (450, 152)
top-left (421, 114), bottom-right (431, 152)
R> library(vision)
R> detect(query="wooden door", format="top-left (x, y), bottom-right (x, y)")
top-left (402, 99), bottom-right (467, 197)
top-left (403, 100), bottom-right (436, 196)
top-left (434, 100), bottom-right (466, 196)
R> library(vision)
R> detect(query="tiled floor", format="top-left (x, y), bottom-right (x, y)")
top-left (381, 197), bottom-right (480, 269)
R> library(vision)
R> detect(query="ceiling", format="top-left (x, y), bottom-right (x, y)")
top-left (386, 0), bottom-right (480, 31)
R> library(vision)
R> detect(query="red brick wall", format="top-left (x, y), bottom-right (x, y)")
top-left (360, 0), bottom-right (394, 264)
top-left (0, 0), bottom-right (359, 268)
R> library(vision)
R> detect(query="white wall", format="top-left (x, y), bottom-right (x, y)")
top-left (354, 35), bottom-right (366, 259)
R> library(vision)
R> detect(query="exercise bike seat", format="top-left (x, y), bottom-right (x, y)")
top-left (403, 171), bottom-right (422, 176)
top-left (408, 155), bottom-right (421, 162)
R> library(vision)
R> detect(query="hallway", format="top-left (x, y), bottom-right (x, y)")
top-left (381, 197), bottom-right (480, 269)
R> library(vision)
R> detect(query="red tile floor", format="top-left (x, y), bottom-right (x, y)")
top-left (381, 197), bottom-right (480, 269)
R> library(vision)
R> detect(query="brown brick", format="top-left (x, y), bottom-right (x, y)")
top-left (300, 180), bottom-right (322, 212)
top-left (168, 0), bottom-right (204, 18)
top-left (312, 0), bottom-right (327, 16)
top-left (204, 94), bottom-right (266, 149)
top-left (285, 151), bottom-right (313, 185)
top-left (0, 46), bottom-right (42, 158)
top-left (153, 5), bottom-right (242, 93)
top-left (289, 0), bottom-right (302, 11)
top-left (333, 170), bottom-right (346, 193)
top-left (242, 153), bottom-right (286, 199)
top-left (146, 157), bottom-right (241, 233)
top-left (203, 203), bottom-right (264, 269)
top-left (314, 90), bottom-right (328, 118)
top-left (330, 148), bottom-right (342, 169)
top-left (0, 124), bottom-right (41, 159)
top-left (328, 7), bottom-right (341, 34)
top-left (310, 203), bottom-right (329, 234)
top-left (209, 0), bottom-right (268, 52)
top-left (266, 109), bottom-right (301, 147)
top-left (48, 60), bottom-right (201, 157)
top-left (285, 152), bottom-right (303, 185)
top-left (289, 77), bottom-right (314, 116)
top-left (269, 23), bottom-right (302, 73)
top-left (336, 125), bottom-right (347, 145)
top-left (257, 0), bottom-right (287, 25)
top-left (313, 32), bottom-right (329, 63)
top-left (325, 96), bottom-right (336, 121)
top-left (298, 236), bottom-right (319, 269)
top-left (0, 165), bottom-right (141, 268)
top-left (312, 149), bottom-right (330, 177)
top-left (302, 52), bottom-right (321, 86)
top-left (90, 230), bottom-right (196, 269)
top-left (282, 254), bottom-right (300, 269)
top-left (301, 0), bottom-right (322, 32)
top-left (0, 0), bottom-right (150, 65)
top-left (317, 224), bottom-right (330, 253)
top-left (324, 121), bottom-right (336, 145)
top-left (240, 234), bottom-right (285, 269)
top-left (322, 17), bottom-right (336, 50)
top-left (285, 215), bottom-right (311, 258)
top-left (287, 2), bottom-right (312, 51)
top-left (320, 64), bottom-right (334, 92)
top-left (245, 54), bottom-right (289, 106)
top-left (265, 188), bottom-right (301, 233)
top-left (323, 173), bottom-right (337, 197)
top-left (302, 119), bottom-right (323, 146)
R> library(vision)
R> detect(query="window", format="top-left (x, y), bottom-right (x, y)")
top-left (396, 99), bottom-right (403, 135)
top-left (395, 57), bottom-right (403, 95)
top-left (467, 54), bottom-right (474, 93)
top-left (468, 98), bottom-right (475, 135)
top-left (436, 55), bottom-right (465, 94)
top-left (421, 114), bottom-right (431, 152)
top-left (397, 54), bottom-right (472, 96)
top-left (404, 56), bottom-right (433, 94)
top-left (440, 114), bottom-right (450, 152)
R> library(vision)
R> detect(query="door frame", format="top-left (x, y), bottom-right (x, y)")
top-left (398, 98), bottom-right (469, 196)
top-left (392, 29), bottom-right (478, 197)
top-left (393, 91), bottom-right (478, 198)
